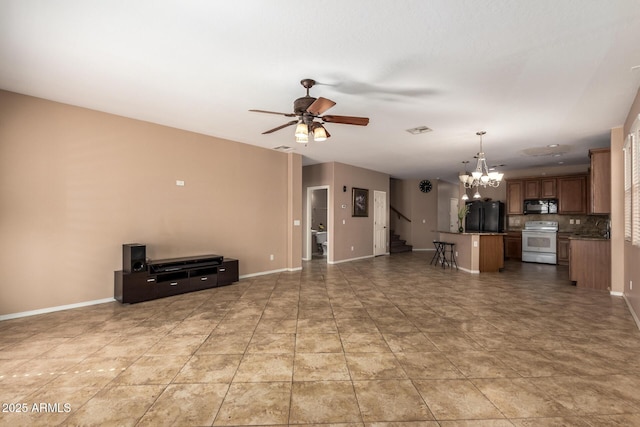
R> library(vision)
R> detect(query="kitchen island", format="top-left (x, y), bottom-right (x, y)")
top-left (438, 232), bottom-right (505, 273)
top-left (568, 236), bottom-right (611, 290)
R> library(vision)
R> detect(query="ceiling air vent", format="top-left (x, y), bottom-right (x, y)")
top-left (406, 126), bottom-right (432, 135)
top-left (273, 145), bottom-right (295, 152)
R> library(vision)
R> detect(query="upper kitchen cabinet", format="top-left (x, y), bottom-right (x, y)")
top-left (523, 178), bottom-right (557, 199)
top-left (589, 148), bottom-right (611, 214)
top-left (507, 180), bottom-right (523, 214)
top-left (558, 175), bottom-right (588, 214)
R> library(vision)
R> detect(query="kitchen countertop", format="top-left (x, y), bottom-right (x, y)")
top-left (440, 232), bottom-right (506, 236)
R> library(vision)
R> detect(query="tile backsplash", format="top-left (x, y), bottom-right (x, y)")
top-left (508, 214), bottom-right (610, 234)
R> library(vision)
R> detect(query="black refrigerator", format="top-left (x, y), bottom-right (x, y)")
top-left (465, 201), bottom-right (505, 233)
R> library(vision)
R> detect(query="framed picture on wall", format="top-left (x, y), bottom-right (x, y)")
top-left (352, 188), bottom-right (369, 217)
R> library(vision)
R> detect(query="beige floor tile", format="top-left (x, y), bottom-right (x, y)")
top-left (290, 380), bottom-right (362, 424)
top-left (297, 317), bottom-right (339, 333)
top-left (112, 355), bottom-right (190, 385)
top-left (144, 333), bottom-right (208, 355)
top-left (444, 350), bottom-right (521, 378)
top-left (353, 379), bottom-right (434, 422)
top-left (382, 332), bottom-right (439, 353)
top-left (62, 384), bottom-right (165, 427)
top-left (233, 353), bottom-right (294, 382)
top-left (214, 381), bottom-right (291, 425)
top-left (296, 333), bottom-right (344, 353)
top-left (345, 353), bottom-right (407, 380)
top-left (341, 333), bottom-right (391, 353)
top-left (137, 383), bottom-right (228, 426)
top-left (395, 352), bottom-right (464, 379)
top-left (294, 352), bottom-right (351, 381)
top-left (414, 379), bottom-right (505, 420)
top-left (173, 353), bottom-right (242, 383)
top-left (472, 377), bottom-right (571, 418)
top-left (246, 333), bottom-right (296, 353)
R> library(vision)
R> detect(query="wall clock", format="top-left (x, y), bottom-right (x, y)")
top-left (419, 179), bottom-right (432, 193)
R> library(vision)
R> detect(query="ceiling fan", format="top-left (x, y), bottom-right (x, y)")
top-left (249, 78), bottom-right (369, 142)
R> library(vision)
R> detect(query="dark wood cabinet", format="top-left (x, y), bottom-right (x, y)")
top-left (569, 238), bottom-right (611, 290)
top-left (540, 178), bottom-right (557, 198)
top-left (557, 233), bottom-right (570, 266)
top-left (589, 148), bottom-right (611, 214)
top-left (523, 177), bottom-right (556, 199)
top-left (558, 175), bottom-right (587, 214)
top-left (115, 256), bottom-right (239, 304)
top-left (507, 180), bottom-right (523, 214)
top-left (218, 258), bottom-right (239, 286)
top-left (504, 231), bottom-right (522, 260)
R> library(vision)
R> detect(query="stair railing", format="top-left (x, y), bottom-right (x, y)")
top-left (390, 205), bottom-right (411, 222)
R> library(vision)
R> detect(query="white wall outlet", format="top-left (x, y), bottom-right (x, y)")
top-left (176, 180), bottom-right (185, 186)
top-left (342, 219), bottom-right (346, 225)
top-left (270, 254), bottom-right (274, 261)
top-left (293, 220), bottom-right (300, 226)
top-left (570, 219), bottom-right (575, 224)
top-left (473, 241), bottom-right (478, 247)
top-left (576, 219), bottom-right (580, 225)
top-left (351, 246), bottom-right (354, 251)
top-left (631, 280), bottom-right (633, 290)
top-left (422, 219), bottom-right (426, 224)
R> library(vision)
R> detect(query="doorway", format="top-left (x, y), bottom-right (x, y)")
top-left (306, 186), bottom-right (330, 262)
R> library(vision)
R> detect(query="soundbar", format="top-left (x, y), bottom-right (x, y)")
top-left (148, 254), bottom-right (223, 274)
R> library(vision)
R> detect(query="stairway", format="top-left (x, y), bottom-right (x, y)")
top-left (390, 230), bottom-right (413, 253)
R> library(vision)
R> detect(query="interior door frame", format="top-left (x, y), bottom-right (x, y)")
top-left (373, 190), bottom-right (388, 256)
top-left (305, 185), bottom-right (330, 262)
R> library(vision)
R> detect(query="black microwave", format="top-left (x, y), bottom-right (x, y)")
top-left (523, 199), bottom-right (558, 215)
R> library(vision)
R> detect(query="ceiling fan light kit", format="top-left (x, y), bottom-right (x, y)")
top-left (250, 79), bottom-right (369, 143)
top-left (458, 131), bottom-right (503, 199)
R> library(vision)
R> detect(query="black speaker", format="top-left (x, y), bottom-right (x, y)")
top-left (123, 243), bottom-right (146, 273)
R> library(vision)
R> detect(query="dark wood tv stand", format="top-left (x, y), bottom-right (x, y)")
top-left (115, 255), bottom-right (239, 304)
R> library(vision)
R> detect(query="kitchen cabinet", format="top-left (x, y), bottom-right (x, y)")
top-left (523, 178), bottom-right (557, 199)
top-left (589, 148), bottom-right (611, 214)
top-left (479, 234), bottom-right (505, 272)
top-left (557, 233), bottom-right (570, 266)
top-left (507, 180), bottom-right (523, 214)
top-left (569, 238), bottom-right (610, 290)
top-left (558, 175), bottom-right (587, 214)
top-left (504, 231), bottom-right (522, 260)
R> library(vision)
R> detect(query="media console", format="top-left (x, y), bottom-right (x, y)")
top-left (115, 253), bottom-right (239, 304)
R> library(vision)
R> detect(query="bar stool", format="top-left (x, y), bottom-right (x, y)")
top-left (430, 240), bottom-right (446, 266)
top-left (441, 242), bottom-right (458, 270)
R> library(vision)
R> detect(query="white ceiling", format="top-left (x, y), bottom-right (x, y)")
top-left (2, 0), bottom-right (640, 182)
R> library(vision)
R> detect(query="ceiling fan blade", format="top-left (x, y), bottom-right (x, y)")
top-left (306, 97), bottom-right (336, 115)
top-left (322, 115), bottom-right (369, 126)
top-left (250, 109), bottom-right (297, 117)
top-left (262, 120), bottom-right (298, 134)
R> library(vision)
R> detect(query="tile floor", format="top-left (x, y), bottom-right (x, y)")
top-left (1, 252), bottom-right (640, 426)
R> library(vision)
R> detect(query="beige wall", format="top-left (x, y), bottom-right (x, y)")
top-left (389, 178), bottom-right (440, 250)
top-left (623, 87), bottom-right (640, 318)
top-left (0, 90), bottom-right (301, 316)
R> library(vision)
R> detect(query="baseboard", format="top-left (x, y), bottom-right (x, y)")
top-left (329, 254), bottom-right (375, 264)
top-left (610, 291), bottom-right (624, 297)
top-left (239, 268), bottom-right (289, 279)
top-left (0, 297), bottom-right (116, 321)
top-left (623, 295), bottom-right (640, 331)
top-left (412, 248), bottom-right (436, 252)
top-left (457, 266), bottom-right (480, 274)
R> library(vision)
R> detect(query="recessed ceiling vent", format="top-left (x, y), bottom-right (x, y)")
top-left (521, 145), bottom-right (572, 157)
top-left (273, 145), bottom-right (295, 152)
top-left (406, 126), bottom-right (432, 135)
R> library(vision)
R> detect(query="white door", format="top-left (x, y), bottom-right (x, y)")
top-left (374, 191), bottom-right (388, 256)
top-left (450, 198), bottom-right (459, 232)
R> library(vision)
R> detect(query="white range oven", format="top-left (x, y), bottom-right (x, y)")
top-left (521, 221), bottom-right (558, 265)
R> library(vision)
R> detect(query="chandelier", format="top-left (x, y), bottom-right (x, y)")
top-left (458, 131), bottom-right (503, 199)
